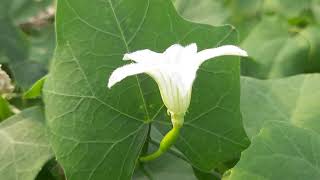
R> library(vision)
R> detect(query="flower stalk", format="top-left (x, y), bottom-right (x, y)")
top-left (140, 114), bottom-right (183, 162)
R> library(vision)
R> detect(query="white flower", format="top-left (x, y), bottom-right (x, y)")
top-left (108, 43), bottom-right (247, 127)
top-left (0, 65), bottom-right (14, 95)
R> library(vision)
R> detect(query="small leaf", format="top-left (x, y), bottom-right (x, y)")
top-left (24, 75), bottom-right (47, 99)
top-left (0, 96), bottom-right (13, 122)
top-left (0, 107), bottom-right (53, 180)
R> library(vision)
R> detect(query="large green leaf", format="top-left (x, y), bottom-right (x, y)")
top-left (241, 74), bottom-right (320, 138)
top-left (240, 16), bottom-right (320, 79)
top-left (44, 0), bottom-right (248, 179)
top-left (224, 121), bottom-right (320, 180)
top-left (239, 74), bottom-right (320, 180)
top-left (0, 107), bottom-right (53, 180)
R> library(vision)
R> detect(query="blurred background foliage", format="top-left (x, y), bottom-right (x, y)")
top-left (174, 0), bottom-right (320, 78)
top-left (0, 0), bottom-right (54, 90)
top-left (1, 0), bottom-right (320, 180)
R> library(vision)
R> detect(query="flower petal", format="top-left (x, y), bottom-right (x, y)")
top-left (107, 63), bottom-right (157, 88)
top-left (164, 44), bottom-right (184, 55)
top-left (196, 45), bottom-right (248, 64)
top-left (149, 67), bottom-right (193, 114)
top-left (123, 49), bottom-right (163, 63)
top-left (164, 43), bottom-right (198, 63)
top-left (184, 43), bottom-right (197, 54)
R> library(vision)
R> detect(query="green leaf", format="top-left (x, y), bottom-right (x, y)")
top-left (24, 75), bottom-right (46, 99)
top-left (133, 144), bottom-right (198, 180)
top-left (241, 74), bottom-right (320, 138)
top-left (0, 96), bottom-right (13, 122)
top-left (173, 0), bottom-right (230, 25)
top-left (224, 122), bottom-right (320, 180)
top-left (240, 16), bottom-right (316, 79)
top-left (44, 0), bottom-right (248, 179)
top-left (173, 0), bottom-right (262, 41)
top-left (312, 0), bottom-right (320, 22)
top-left (173, 1), bottom-right (320, 79)
top-left (0, 107), bottom-right (53, 180)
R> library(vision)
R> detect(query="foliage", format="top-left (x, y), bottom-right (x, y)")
top-left (174, 0), bottom-right (320, 78)
top-left (0, 107), bottom-right (53, 180)
top-left (0, 0), bottom-right (319, 180)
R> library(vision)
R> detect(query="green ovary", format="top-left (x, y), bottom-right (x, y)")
top-left (139, 114), bottom-right (184, 162)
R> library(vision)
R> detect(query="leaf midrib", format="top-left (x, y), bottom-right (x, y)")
top-left (62, 0), bottom-right (150, 122)
top-left (107, 0), bottom-right (151, 120)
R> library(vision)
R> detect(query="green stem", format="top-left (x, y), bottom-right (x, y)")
top-left (139, 125), bottom-right (181, 162)
top-left (149, 138), bottom-right (189, 163)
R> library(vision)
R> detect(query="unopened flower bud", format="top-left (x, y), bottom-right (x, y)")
top-left (0, 65), bottom-right (14, 95)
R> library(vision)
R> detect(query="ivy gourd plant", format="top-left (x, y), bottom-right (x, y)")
top-left (1, 0), bottom-right (320, 180)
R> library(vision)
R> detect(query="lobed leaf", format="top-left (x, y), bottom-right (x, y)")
top-left (44, 0), bottom-right (248, 179)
